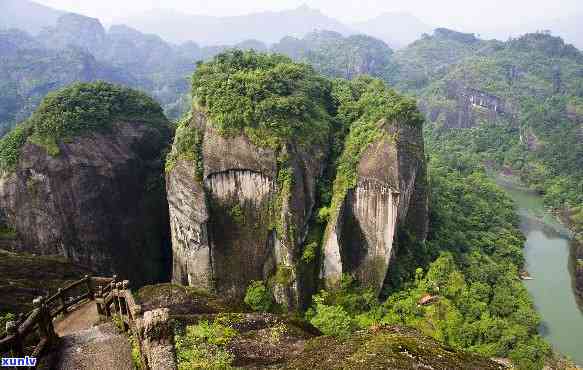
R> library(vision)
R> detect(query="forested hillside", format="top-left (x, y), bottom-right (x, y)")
top-left (273, 28), bottom-right (583, 367)
top-left (0, 12), bottom-right (269, 134)
top-left (401, 31), bottom-right (583, 240)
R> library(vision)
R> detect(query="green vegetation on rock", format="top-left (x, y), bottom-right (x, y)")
top-left (191, 50), bottom-right (332, 150)
top-left (175, 318), bottom-right (237, 370)
top-left (0, 81), bottom-right (168, 171)
top-left (0, 124), bottom-right (29, 171)
top-left (325, 76), bottom-right (423, 232)
top-left (285, 325), bottom-right (502, 370)
top-left (307, 292), bottom-right (352, 338)
top-left (244, 280), bottom-right (274, 312)
top-left (0, 312), bottom-right (15, 336)
top-left (164, 110), bottom-right (204, 178)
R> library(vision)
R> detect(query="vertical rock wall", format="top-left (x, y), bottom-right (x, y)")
top-left (166, 110), bottom-right (326, 307)
top-left (0, 122), bottom-right (172, 286)
top-left (322, 121), bottom-right (428, 293)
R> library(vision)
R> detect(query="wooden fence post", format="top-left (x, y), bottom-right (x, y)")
top-left (6, 319), bottom-right (23, 357)
top-left (95, 285), bottom-right (104, 317)
top-left (34, 296), bottom-right (57, 347)
top-left (57, 288), bottom-right (66, 314)
top-left (107, 275), bottom-right (117, 319)
top-left (122, 280), bottom-right (129, 315)
top-left (117, 282), bottom-right (128, 332)
top-left (85, 275), bottom-right (94, 300)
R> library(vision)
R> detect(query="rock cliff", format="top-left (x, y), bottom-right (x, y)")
top-left (418, 81), bottom-right (513, 129)
top-left (322, 120), bottom-right (428, 292)
top-left (0, 82), bottom-right (172, 286)
top-left (166, 52), bottom-right (428, 308)
top-left (167, 109), bottom-right (326, 307)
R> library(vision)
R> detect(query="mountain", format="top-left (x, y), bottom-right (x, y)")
top-left (0, 28), bottom-right (138, 136)
top-left (38, 12), bottom-right (107, 54)
top-left (393, 29), bottom-right (583, 300)
top-left (522, 13), bottom-right (583, 50)
top-left (115, 5), bottom-right (355, 46)
top-left (166, 51), bottom-right (428, 308)
top-left (0, 11), bottom-right (269, 134)
top-left (474, 13), bottom-right (583, 51)
top-left (352, 12), bottom-right (432, 49)
top-left (387, 28), bottom-right (501, 91)
top-left (0, 0), bottom-right (63, 35)
top-left (272, 30), bottom-right (395, 80)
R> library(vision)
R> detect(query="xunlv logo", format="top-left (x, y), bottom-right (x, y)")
top-left (1, 356), bottom-right (37, 367)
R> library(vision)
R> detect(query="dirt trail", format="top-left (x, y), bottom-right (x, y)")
top-left (52, 301), bottom-right (134, 370)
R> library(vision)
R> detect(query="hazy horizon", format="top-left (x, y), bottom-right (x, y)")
top-left (34, 0), bottom-right (581, 32)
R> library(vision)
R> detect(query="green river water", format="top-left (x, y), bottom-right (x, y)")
top-left (495, 175), bottom-right (583, 365)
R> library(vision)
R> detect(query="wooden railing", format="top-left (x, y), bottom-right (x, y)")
top-left (0, 275), bottom-right (175, 369)
top-left (94, 278), bottom-right (142, 334)
top-left (95, 277), bottom-right (178, 369)
top-left (0, 274), bottom-right (102, 361)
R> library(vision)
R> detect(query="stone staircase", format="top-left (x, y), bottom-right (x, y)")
top-left (54, 301), bottom-right (133, 370)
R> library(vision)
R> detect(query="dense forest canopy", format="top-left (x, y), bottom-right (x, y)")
top-left (404, 31), bottom-right (583, 237)
top-left (191, 50), bottom-right (333, 149)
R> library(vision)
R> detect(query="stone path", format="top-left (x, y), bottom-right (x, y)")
top-left (53, 302), bottom-right (134, 370)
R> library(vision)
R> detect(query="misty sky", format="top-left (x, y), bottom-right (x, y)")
top-left (35, 0), bottom-right (581, 29)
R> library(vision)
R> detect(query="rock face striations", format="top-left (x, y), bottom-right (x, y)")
top-left (321, 79), bottom-right (428, 293)
top-left (166, 51), bottom-right (428, 308)
top-left (0, 82), bottom-right (172, 286)
top-left (167, 109), bottom-right (327, 307)
top-left (166, 52), bottom-right (331, 308)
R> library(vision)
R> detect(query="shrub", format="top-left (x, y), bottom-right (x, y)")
top-left (175, 319), bottom-right (238, 370)
top-left (0, 124), bottom-right (29, 171)
top-left (191, 50), bottom-right (332, 149)
top-left (309, 294), bottom-right (353, 338)
top-left (130, 335), bottom-right (145, 369)
top-left (0, 312), bottom-right (15, 336)
top-left (244, 280), bottom-right (273, 312)
top-left (187, 320), bottom-right (237, 346)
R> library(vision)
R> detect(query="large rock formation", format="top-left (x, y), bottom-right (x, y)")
top-left (0, 82), bottom-right (172, 286)
top-left (166, 52), bottom-right (428, 308)
top-left (322, 120), bottom-right (428, 292)
top-left (167, 109), bottom-right (326, 307)
top-left (418, 81), bottom-right (513, 129)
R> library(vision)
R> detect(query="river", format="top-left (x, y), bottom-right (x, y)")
top-left (495, 174), bottom-right (583, 365)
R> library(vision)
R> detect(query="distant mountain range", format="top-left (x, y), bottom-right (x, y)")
top-left (4, 0), bottom-right (582, 50)
top-left (352, 12), bottom-right (433, 49)
top-left (1, 0), bottom-right (582, 136)
top-left (0, 0), bottom-right (63, 34)
top-left (115, 5), bottom-right (354, 46)
top-left (115, 6), bottom-right (434, 49)
top-left (477, 13), bottom-right (583, 49)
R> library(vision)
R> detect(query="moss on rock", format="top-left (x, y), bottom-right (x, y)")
top-left (283, 326), bottom-right (503, 370)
